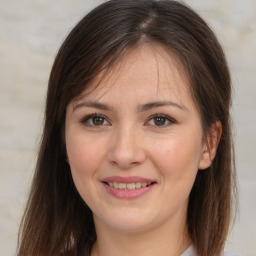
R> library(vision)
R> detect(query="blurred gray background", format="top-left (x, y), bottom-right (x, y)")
top-left (0, 0), bottom-right (255, 255)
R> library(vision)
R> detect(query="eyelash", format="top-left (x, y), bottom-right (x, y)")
top-left (80, 113), bottom-right (176, 127)
top-left (146, 114), bottom-right (176, 127)
top-left (81, 113), bottom-right (110, 127)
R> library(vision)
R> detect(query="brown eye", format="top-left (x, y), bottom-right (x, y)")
top-left (92, 116), bottom-right (105, 125)
top-left (153, 116), bottom-right (167, 126)
top-left (147, 114), bottom-right (175, 127)
top-left (82, 114), bottom-right (110, 127)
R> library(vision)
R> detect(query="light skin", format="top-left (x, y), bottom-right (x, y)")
top-left (65, 44), bottom-right (222, 256)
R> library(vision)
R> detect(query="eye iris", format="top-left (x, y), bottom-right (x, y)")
top-left (92, 116), bottom-right (104, 125)
top-left (154, 117), bottom-right (165, 126)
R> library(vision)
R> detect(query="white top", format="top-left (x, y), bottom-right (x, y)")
top-left (181, 245), bottom-right (240, 256)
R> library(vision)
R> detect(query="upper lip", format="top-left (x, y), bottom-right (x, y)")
top-left (102, 176), bottom-right (155, 183)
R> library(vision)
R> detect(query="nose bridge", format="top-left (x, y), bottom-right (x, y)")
top-left (108, 123), bottom-right (145, 168)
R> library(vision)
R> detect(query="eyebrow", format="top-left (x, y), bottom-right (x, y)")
top-left (137, 101), bottom-right (187, 112)
top-left (73, 101), bottom-right (112, 111)
top-left (73, 100), bottom-right (187, 112)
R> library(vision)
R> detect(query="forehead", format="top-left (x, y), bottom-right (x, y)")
top-left (74, 44), bottom-right (191, 105)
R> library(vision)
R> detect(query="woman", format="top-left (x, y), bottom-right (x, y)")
top-left (17, 0), bottom-right (238, 255)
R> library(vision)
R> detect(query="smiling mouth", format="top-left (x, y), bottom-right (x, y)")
top-left (104, 182), bottom-right (155, 190)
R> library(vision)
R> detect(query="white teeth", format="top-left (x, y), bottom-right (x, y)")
top-left (141, 182), bottom-right (147, 188)
top-left (135, 182), bottom-right (142, 189)
top-left (118, 183), bottom-right (126, 189)
top-left (127, 183), bottom-right (135, 190)
top-left (107, 182), bottom-right (152, 190)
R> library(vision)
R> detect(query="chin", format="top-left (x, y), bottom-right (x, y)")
top-left (94, 208), bottom-right (160, 233)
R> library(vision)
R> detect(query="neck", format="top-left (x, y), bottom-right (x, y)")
top-left (90, 215), bottom-right (191, 256)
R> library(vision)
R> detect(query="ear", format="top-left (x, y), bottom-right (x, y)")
top-left (198, 121), bottom-right (222, 170)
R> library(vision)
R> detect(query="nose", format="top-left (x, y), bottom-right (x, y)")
top-left (107, 125), bottom-right (146, 169)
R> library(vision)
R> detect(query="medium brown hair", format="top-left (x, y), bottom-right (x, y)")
top-left (17, 1), bottom-right (237, 255)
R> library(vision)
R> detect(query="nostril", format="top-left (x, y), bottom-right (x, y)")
top-left (110, 159), bottom-right (140, 169)
top-left (108, 135), bottom-right (146, 168)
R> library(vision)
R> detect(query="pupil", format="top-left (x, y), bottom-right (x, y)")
top-left (154, 117), bottom-right (165, 126)
top-left (93, 116), bottom-right (104, 125)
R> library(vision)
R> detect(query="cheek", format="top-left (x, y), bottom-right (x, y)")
top-left (150, 134), bottom-right (202, 178)
top-left (66, 134), bottom-right (108, 206)
top-left (66, 134), bottom-right (106, 181)
top-left (147, 135), bottom-right (202, 216)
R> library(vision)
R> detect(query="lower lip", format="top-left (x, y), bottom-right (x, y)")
top-left (102, 183), bottom-right (155, 199)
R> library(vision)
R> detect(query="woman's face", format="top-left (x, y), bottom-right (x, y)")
top-left (65, 45), bottom-right (214, 234)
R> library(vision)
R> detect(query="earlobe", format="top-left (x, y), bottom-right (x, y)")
top-left (198, 121), bottom-right (222, 170)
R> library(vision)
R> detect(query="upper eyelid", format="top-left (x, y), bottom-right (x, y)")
top-left (85, 113), bottom-right (105, 118)
top-left (80, 113), bottom-right (176, 125)
top-left (81, 113), bottom-right (111, 124)
top-left (147, 113), bottom-right (176, 123)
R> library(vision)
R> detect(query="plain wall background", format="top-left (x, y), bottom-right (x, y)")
top-left (0, 0), bottom-right (255, 255)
